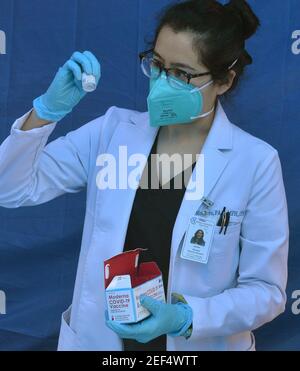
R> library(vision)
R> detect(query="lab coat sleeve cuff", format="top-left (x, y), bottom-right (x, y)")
top-left (10, 109), bottom-right (58, 137)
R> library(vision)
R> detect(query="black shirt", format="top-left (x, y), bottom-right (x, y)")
top-left (122, 129), bottom-right (196, 351)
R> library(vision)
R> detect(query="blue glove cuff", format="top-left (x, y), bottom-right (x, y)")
top-left (168, 302), bottom-right (193, 338)
top-left (33, 95), bottom-right (71, 122)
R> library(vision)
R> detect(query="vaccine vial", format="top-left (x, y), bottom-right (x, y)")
top-left (82, 73), bottom-right (97, 92)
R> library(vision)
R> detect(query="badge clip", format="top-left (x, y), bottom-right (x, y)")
top-left (201, 197), bottom-right (214, 209)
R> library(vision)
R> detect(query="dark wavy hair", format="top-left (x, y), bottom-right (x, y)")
top-left (149, 0), bottom-right (260, 96)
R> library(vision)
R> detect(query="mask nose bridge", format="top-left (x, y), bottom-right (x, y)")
top-left (159, 71), bottom-right (167, 79)
top-left (151, 71), bottom-right (168, 87)
top-left (149, 71), bottom-right (168, 93)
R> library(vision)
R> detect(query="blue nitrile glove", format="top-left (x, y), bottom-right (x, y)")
top-left (33, 51), bottom-right (101, 122)
top-left (105, 295), bottom-right (193, 344)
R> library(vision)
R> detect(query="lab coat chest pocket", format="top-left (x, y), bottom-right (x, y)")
top-left (200, 219), bottom-right (242, 288)
top-left (210, 218), bottom-right (242, 258)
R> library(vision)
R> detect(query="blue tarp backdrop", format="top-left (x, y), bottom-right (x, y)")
top-left (0, 0), bottom-right (299, 351)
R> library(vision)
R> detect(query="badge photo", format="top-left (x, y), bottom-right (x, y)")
top-left (180, 216), bottom-right (216, 264)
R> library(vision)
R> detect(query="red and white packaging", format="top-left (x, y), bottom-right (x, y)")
top-left (104, 248), bottom-right (165, 323)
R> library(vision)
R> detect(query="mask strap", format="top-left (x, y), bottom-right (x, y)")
top-left (190, 79), bottom-right (214, 93)
top-left (191, 105), bottom-right (215, 120)
top-left (228, 58), bottom-right (238, 70)
top-left (190, 80), bottom-right (215, 119)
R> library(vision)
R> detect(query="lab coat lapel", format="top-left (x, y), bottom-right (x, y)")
top-left (171, 100), bottom-right (233, 259)
top-left (95, 113), bottom-right (159, 261)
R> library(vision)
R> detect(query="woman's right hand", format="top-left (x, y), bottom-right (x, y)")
top-left (33, 51), bottom-right (101, 122)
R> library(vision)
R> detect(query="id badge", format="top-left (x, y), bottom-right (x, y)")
top-left (180, 215), bottom-right (216, 264)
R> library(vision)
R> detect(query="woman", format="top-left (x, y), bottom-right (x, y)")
top-left (190, 230), bottom-right (206, 246)
top-left (0, 0), bottom-right (289, 351)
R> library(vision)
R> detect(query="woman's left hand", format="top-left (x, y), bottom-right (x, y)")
top-left (105, 295), bottom-right (193, 343)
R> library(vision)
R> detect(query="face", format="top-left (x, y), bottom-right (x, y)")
top-left (196, 230), bottom-right (204, 238)
top-left (154, 26), bottom-right (236, 113)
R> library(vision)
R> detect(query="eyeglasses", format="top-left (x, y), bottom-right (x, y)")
top-left (139, 48), bottom-right (212, 89)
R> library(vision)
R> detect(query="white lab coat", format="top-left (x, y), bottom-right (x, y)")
top-left (0, 100), bottom-right (289, 351)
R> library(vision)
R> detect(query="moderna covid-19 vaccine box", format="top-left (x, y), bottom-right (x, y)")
top-left (104, 248), bottom-right (165, 323)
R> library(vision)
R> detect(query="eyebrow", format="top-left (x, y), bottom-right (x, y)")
top-left (153, 50), bottom-right (197, 72)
